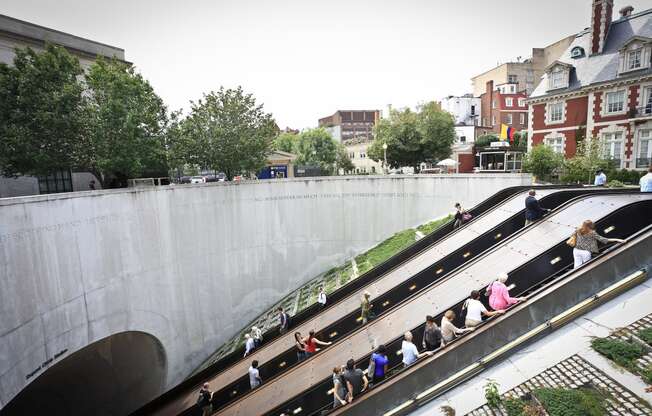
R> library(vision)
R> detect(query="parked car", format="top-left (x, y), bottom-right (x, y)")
top-left (190, 176), bottom-right (206, 184)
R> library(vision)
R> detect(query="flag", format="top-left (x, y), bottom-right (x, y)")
top-left (500, 124), bottom-right (516, 143)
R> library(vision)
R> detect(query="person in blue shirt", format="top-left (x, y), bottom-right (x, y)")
top-left (524, 190), bottom-right (549, 226)
top-left (640, 166), bottom-right (652, 192)
top-left (594, 169), bottom-right (607, 186)
top-left (370, 344), bottom-right (389, 383)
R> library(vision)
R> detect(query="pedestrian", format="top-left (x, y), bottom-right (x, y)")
top-left (486, 272), bottom-right (526, 311)
top-left (462, 290), bottom-right (504, 328)
top-left (277, 307), bottom-right (290, 334)
top-left (332, 366), bottom-right (348, 408)
top-left (440, 310), bottom-right (474, 345)
top-left (640, 165), bottom-right (652, 192)
top-left (361, 291), bottom-right (373, 324)
top-left (243, 333), bottom-right (255, 357)
top-left (369, 344), bottom-right (389, 384)
top-left (453, 203), bottom-right (471, 229)
top-left (524, 190), bottom-right (549, 226)
top-left (251, 326), bottom-right (263, 348)
top-left (568, 220), bottom-right (624, 268)
top-left (422, 315), bottom-right (443, 351)
top-left (594, 169), bottom-right (607, 186)
top-left (317, 286), bottom-right (327, 309)
top-left (294, 332), bottom-right (307, 362)
top-left (401, 331), bottom-right (433, 367)
top-left (343, 358), bottom-right (368, 402)
top-left (89, 180), bottom-right (96, 190)
top-left (197, 383), bottom-right (212, 416)
top-left (304, 329), bottom-right (332, 358)
top-left (249, 360), bottom-right (262, 389)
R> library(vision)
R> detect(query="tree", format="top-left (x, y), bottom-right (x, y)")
top-left (335, 144), bottom-right (355, 174)
top-left (273, 131), bottom-right (298, 153)
top-left (522, 144), bottom-right (564, 182)
top-left (368, 102), bottom-right (455, 171)
top-left (0, 44), bottom-right (88, 177)
top-left (177, 87), bottom-right (277, 179)
top-left (85, 58), bottom-right (170, 187)
top-left (294, 128), bottom-right (338, 174)
top-left (561, 138), bottom-right (611, 184)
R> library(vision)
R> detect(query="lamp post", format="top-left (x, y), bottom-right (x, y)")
top-left (382, 143), bottom-right (388, 174)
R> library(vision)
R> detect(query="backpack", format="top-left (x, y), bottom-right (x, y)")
top-left (367, 354), bottom-right (376, 382)
top-left (197, 391), bottom-right (210, 406)
top-left (459, 299), bottom-right (469, 323)
top-left (566, 231), bottom-right (577, 248)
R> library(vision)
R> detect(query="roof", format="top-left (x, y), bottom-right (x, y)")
top-left (530, 8), bottom-right (652, 99)
top-left (0, 14), bottom-right (125, 61)
top-left (268, 150), bottom-right (297, 161)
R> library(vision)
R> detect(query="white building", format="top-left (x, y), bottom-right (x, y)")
top-left (440, 94), bottom-right (481, 127)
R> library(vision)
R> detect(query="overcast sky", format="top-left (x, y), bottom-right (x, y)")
top-left (2, 0), bottom-right (650, 128)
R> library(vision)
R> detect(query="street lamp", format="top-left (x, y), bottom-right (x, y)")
top-left (382, 143), bottom-right (388, 174)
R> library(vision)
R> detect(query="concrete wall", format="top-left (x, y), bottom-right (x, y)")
top-left (0, 174), bottom-right (530, 409)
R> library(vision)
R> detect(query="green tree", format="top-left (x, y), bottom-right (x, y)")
top-left (0, 44), bottom-right (87, 177)
top-left (85, 58), bottom-right (170, 187)
top-left (522, 144), bottom-right (564, 182)
top-left (273, 131), bottom-right (298, 153)
top-left (294, 128), bottom-right (338, 174)
top-left (177, 87), bottom-right (277, 179)
top-left (561, 138), bottom-right (610, 184)
top-left (335, 144), bottom-right (355, 174)
top-left (368, 102), bottom-right (455, 171)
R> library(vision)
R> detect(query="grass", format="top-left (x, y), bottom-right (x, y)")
top-left (416, 214), bottom-right (453, 235)
top-left (534, 387), bottom-right (606, 416)
top-left (355, 229), bottom-right (417, 275)
top-left (591, 337), bottom-right (644, 372)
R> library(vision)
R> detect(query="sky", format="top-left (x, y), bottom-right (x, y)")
top-left (2, 0), bottom-right (650, 129)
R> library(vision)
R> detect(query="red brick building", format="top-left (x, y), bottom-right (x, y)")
top-left (528, 1), bottom-right (652, 170)
top-left (480, 80), bottom-right (529, 134)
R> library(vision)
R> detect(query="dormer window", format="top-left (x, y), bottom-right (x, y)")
top-left (619, 36), bottom-right (652, 74)
top-left (545, 61), bottom-right (572, 91)
top-left (550, 71), bottom-right (566, 89)
top-left (570, 47), bottom-right (585, 59)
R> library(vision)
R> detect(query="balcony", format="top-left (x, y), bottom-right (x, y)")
top-left (628, 104), bottom-right (652, 119)
top-left (636, 157), bottom-right (651, 168)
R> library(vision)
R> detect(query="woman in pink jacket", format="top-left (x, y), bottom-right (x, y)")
top-left (487, 272), bottom-right (526, 311)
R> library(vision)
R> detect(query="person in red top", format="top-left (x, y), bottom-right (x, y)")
top-left (487, 272), bottom-right (526, 311)
top-left (304, 330), bottom-right (332, 358)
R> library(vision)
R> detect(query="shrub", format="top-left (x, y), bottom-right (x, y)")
top-left (534, 387), bottom-right (606, 416)
top-left (591, 337), bottom-right (644, 370)
top-left (638, 328), bottom-right (652, 345)
top-left (606, 179), bottom-right (625, 188)
top-left (504, 398), bottom-right (526, 416)
top-left (522, 144), bottom-right (564, 181)
top-left (484, 379), bottom-right (502, 409)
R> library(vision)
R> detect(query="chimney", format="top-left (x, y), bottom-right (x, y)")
top-left (619, 5), bottom-right (634, 18)
top-left (590, 0), bottom-right (613, 55)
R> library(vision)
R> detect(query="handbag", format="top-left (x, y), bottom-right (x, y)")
top-left (462, 212), bottom-right (472, 222)
top-left (566, 231), bottom-right (577, 248)
top-left (367, 354), bottom-right (376, 382)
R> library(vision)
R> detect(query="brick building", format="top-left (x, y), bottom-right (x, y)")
top-left (528, 1), bottom-right (652, 170)
top-left (480, 81), bottom-right (529, 134)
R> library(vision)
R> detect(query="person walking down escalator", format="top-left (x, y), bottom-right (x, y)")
top-left (332, 366), bottom-right (348, 409)
top-left (251, 326), bottom-right (263, 348)
top-left (486, 272), bottom-right (526, 311)
top-left (453, 203), bottom-right (472, 229)
top-left (422, 315), bottom-right (443, 351)
top-left (304, 330), bottom-right (332, 358)
top-left (462, 290), bottom-right (504, 328)
top-left (361, 291), bottom-right (373, 324)
top-left (568, 220), bottom-right (624, 269)
top-left (524, 190), bottom-right (549, 226)
top-left (277, 307), bottom-right (290, 334)
top-left (243, 333), bottom-right (255, 357)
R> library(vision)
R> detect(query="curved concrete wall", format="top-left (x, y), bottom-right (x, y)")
top-left (0, 174), bottom-right (530, 409)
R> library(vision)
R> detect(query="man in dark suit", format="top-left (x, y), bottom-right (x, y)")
top-left (524, 190), bottom-right (549, 226)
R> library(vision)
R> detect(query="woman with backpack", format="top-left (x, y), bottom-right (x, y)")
top-left (453, 203), bottom-right (472, 229)
top-left (368, 344), bottom-right (389, 384)
top-left (568, 220), bottom-right (624, 269)
top-left (486, 272), bottom-right (526, 311)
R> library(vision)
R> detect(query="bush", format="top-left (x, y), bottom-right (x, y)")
top-left (534, 387), bottom-right (606, 416)
top-left (522, 144), bottom-right (564, 181)
top-left (637, 328), bottom-right (652, 345)
top-left (504, 398), bottom-right (526, 416)
top-left (591, 337), bottom-right (644, 370)
top-left (606, 179), bottom-right (625, 188)
top-left (484, 379), bottom-right (502, 409)
top-left (475, 134), bottom-right (500, 147)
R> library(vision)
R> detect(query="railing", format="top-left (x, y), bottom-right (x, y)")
top-left (628, 104), bottom-right (652, 118)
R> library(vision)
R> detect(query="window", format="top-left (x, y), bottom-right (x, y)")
top-left (643, 86), bottom-right (652, 115)
top-left (628, 49), bottom-right (642, 70)
top-left (506, 114), bottom-right (513, 124)
top-left (510, 85), bottom-right (515, 93)
top-left (605, 90), bottom-right (626, 114)
top-left (637, 129), bottom-right (651, 168)
top-left (360, 152), bottom-right (366, 158)
top-left (506, 153), bottom-right (523, 171)
top-left (520, 113), bottom-right (526, 125)
top-left (545, 136), bottom-right (564, 154)
top-left (508, 75), bottom-right (518, 83)
top-left (602, 132), bottom-right (624, 168)
top-left (491, 115), bottom-right (496, 126)
top-left (571, 47), bottom-right (585, 58)
top-left (38, 170), bottom-right (73, 194)
top-left (518, 98), bottom-right (526, 107)
top-left (470, 105), bottom-right (476, 115)
top-left (492, 99), bottom-right (497, 109)
top-left (548, 102), bottom-right (564, 123)
top-left (506, 97), bottom-right (513, 107)
top-left (550, 70), bottom-right (566, 89)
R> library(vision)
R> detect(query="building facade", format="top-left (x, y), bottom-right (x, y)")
top-left (480, 81), bottom-right (529, 134)
top-left (528, 1), bottom-right (652, 170)
top-left (318, 110), bottom-right (382, 174)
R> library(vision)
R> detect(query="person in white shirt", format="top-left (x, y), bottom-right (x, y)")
top-left (401, 331), bottom-right (433, 367)
top-left (317, 286), bottom-right (327, 309)
top-left (251, 326), bottom-right (263, 348)
top-left (640, 166), bottom-right (652, 193)
top-left (594, 169), bottom-right (607, 186)
top-left (463, 290), bottom-right (504, 327)
top-left (249, 360), bottom-right (262, 389)
top-left (243, 333), bottom-right (255, 357)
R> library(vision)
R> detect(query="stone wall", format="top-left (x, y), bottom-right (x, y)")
top-left (0, 174), bottom-right (530, 409)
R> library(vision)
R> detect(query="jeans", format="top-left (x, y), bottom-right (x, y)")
top-left (573, 248), bottom-right (592, 268)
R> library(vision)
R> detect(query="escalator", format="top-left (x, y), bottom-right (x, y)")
top-left (212, 193), bottom-right (651, 416)
top-left (138, 187), bottom-right (613, 416)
